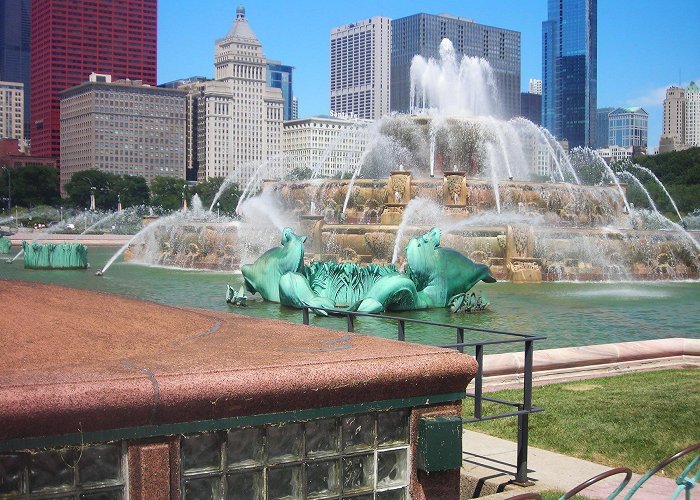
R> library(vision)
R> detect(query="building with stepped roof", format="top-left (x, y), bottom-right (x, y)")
top-left (659, 81), bottom-right (700, 153)
top-left (184, 6), bottom-right (284, 185)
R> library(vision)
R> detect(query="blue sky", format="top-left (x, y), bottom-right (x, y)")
top-left (159, 1), bottom-right (700, 151)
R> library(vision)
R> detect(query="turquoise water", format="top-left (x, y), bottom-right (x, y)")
top-left (2, 246), bottom-right (698, 353)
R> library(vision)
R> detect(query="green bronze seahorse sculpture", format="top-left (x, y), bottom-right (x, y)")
top-left (238, 227), bottom-right (496, 314)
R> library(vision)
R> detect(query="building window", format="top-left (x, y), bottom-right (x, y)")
top-left (181, 410), bottom-right (410, 499)
top-left (0, 442), bottom-right (126, 499)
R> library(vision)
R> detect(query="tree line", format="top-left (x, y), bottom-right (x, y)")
top-left (0, 168), bottom-right (241, 214)
top-left (618, 147), bottom-right (700, 216)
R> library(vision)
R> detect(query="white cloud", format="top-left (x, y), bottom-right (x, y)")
top-left (627, 77), bottom-right (700, 108)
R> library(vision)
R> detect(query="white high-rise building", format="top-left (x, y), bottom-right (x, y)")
top-left (0, 81), bottom-right (24, 140)
top-left (283, 116), bottom-right (370, 178)
top-left (330, 17), bottom-right (391, 121)
top-left (659, 86), bottom-right (686, 153)
top-left (686, 81), bottom-right (700, 148)
top-left (291, 96), bottom-right (299, 120)
top-left (528, 79), bottom-right (542, 95)
top-left (190, 6), bottom-right (284, 184)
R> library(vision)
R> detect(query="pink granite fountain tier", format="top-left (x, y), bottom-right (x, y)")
top-left (0, 280), bottom-right (477, 441)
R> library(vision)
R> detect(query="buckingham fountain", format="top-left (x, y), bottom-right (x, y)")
top-left (122, 39), bottom-right (699, 291)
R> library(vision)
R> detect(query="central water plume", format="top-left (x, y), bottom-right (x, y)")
top-left (410, 39), bottom-right (499, 117)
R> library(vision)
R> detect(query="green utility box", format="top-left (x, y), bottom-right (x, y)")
top-left (417, 415), bottom-right (463, 472)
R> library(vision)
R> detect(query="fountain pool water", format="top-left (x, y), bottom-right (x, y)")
top-left (2, 245), bottom-right (698, 353)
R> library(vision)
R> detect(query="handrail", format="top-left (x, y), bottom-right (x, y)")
top-left (562, 467), bottom-right (632, 499)
top-left (300, 305), bottom-right (545, 485)
top-left (305, 305), bottom-right (541, 338)
top-left (624, 442), bottom-right (700, 500)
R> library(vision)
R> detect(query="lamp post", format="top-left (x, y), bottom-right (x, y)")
top-left (117, 193), bottom-right (122, 212)
top-left (2, 166), bottom-right (10, 213)
top-left (60, 206), bottom-right (63, 223)
top-left (216, 201), bottom-right (220, 220)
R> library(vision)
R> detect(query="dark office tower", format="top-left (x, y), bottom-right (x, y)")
top-left (30, 0), bottom-right (157, 163)
top-left (595, 107), bottom-right (614, 148)
top-left (267, 62), bottom-right (294, 121)
top-left (391, 13), bottom-right (521, 119)
top-left (520, 92), bottom-right (541, 126)
top-left (542, 0), bottom-right (597, 148)
top-left (0, 0), bottom-right (31, 138)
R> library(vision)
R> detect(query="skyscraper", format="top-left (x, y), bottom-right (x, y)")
top-left (391, 13), bottom-right (521, 118)
top-left (659, 86), bottom-right (686, 153)
top-left (520, 92), bottom-right (541, 126)
top-left (31, 0), bottom-right (157, 163)
top-left (186, 6), bottom-right (283, 184)
top-left (542, 0), bottom-right (597, 148)
top-left (686, 81), bottom-right (700, 148)
top-left (608, 107), bottom-right (648, 148)
top-left (659, 82), bottom-right (700, 153)
top-left (291, 96), bottom-right (299, 120)
top-left (0, 81), bottom-right (24, 139)
top-left (595, 107), bottom-right (614, 148)
top-left (60, 73), bottom-right (186, 193)
top-left (330, 17), bottom-right (391, 121)
top-left (0, 0), bottom-right (31, 138)
top-left (267, 61), bottom-right (294, 121)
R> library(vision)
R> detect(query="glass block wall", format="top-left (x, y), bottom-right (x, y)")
top-left (181, 410), bottom-right (410, 499)
top-left (0, 442), bottom-right (125, 499)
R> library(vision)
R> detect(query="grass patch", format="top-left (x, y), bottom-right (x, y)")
top-left (463, 369), bottom-right (700, 477)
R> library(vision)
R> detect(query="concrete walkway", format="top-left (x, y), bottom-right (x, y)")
top-left (460, 430), bottom-right (687, 499)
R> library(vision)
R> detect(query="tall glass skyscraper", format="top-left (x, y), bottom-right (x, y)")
top-left (0, 0), bottom-right (31, 138)
top-left (542, 0), bottom-right (597, 148)
top-left (267, 62), bottom-right (294, 121)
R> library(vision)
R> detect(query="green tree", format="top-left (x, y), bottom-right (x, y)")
top-left (192, 177), bottom-right (241, 214)
top-left (9, 164), bottom-right (60, 208)
top-left (286, 166), bottom-right (313, 181)
top-left (64, 169), bottom-right (113, 209)
top-left (113, 175), bottom-right (149, 208)
top-left (150, 176), bottom-right (187, 211)
top-left (618, 147), bottom-right (700, 215)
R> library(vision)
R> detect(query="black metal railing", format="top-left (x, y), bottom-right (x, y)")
top-left (300, 306), bottom-right (546, 484)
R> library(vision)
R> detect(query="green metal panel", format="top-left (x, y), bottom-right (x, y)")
top-left (417, 416), bottom-right (463, 472)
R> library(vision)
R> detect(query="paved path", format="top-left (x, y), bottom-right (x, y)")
top-left (462, 430), bottom-right (687, 499)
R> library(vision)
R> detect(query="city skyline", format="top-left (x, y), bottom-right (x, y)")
top-left (159, 0), bottom-right (700, 152)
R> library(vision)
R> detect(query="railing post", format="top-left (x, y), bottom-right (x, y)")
top-left (302, 307), bottom-right (310, 325)
top-left (456, 327), bottom-right (464, 354)
top-left (398, 320), bottom-right (405, 341)
top-left (474, 345), bottom-right (484, 420)
top-left (515, 339), bottom-right (534, 485)
top-left (347, 313), bottom-right (354, 333)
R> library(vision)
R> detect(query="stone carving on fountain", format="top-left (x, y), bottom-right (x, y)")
top-left (443, 171), bottom-right (469, 216)
top-left (240, 227), bottom-right (496, 314)
top-left (505, 225), bottom-right (542, 283)
top-left (381, 170), bottom-right (412, 225)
